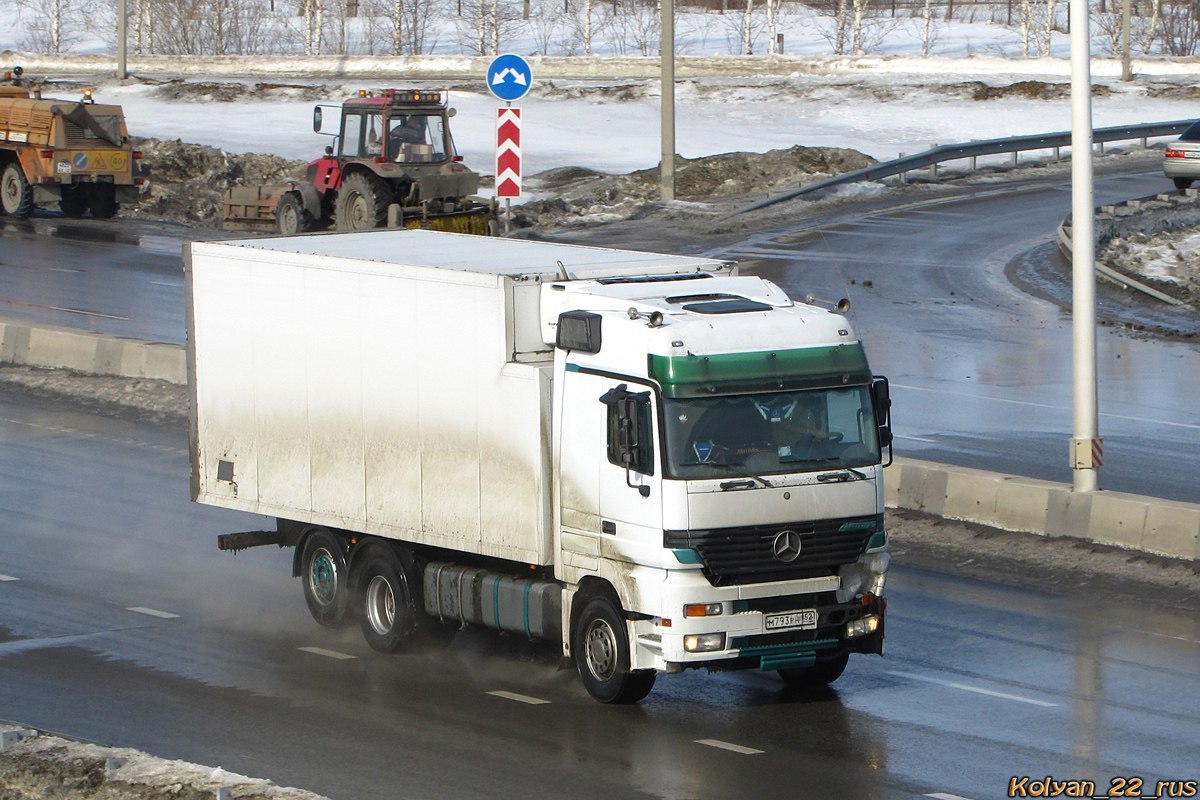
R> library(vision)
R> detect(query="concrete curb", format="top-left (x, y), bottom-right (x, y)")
top-left (0, 318), bottom-right (185, 385)
top-left (887, 456), bottom-right (1200, 562)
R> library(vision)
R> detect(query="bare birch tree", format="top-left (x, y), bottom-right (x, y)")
top-left (921, 0), bottom-right (932, 54)
top-left (765, 0), bottom-right (778, 54)
top-left (742, 0), bottom-right (754, 53)
top-left (851, 0), bottom-right (871, 53)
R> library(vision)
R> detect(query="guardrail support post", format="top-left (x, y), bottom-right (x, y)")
top-left (1054, 146), bottom-right (1061, 161)
top-left (1011, 151), bottom-right (1018, 167)
top-left (898, 154), bottom-right (906, 183)
top-left (969, 155), bottom-right (977, 170)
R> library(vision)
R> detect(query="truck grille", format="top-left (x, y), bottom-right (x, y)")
top-left (664, 514), bottom-right (881, 587)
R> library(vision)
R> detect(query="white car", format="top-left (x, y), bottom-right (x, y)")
top-left (1163, 120), bottom-right (1200, 189)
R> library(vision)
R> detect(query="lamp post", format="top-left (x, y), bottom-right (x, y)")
top-left (117, 0), bottom-right (128, 80)
top-left (660, 0), bottom-right (675, 202)
top-left (1069, 0), bottom-right (1100, 492)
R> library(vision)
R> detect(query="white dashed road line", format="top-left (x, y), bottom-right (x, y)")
top-left (486, 690), bottom-right (551, 705)
top-left (125, 607), bottom-right (180, 619)
top-left (888, 671), bottom-right (1058, 707)
top-left (298, 646), bottom-right (356, 660)
top-left (694, 739), bottom-right (764, 755)
top-left (0, 574), bottom-right (18, 582)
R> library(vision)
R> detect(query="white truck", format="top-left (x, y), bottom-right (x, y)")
top-left (186, 229), bottom-right (892, 704)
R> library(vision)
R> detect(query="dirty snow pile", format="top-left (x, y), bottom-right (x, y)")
top-left (1103, 229), bottom-right (1200, 306)
top-left (0, 725), bottom-right (329, 800)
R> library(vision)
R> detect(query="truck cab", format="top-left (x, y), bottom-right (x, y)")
top-left (545, 274), bottom-right (891, 701)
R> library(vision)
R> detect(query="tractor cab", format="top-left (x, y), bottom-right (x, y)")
top-left (317, 90), bottom-right (459, 167)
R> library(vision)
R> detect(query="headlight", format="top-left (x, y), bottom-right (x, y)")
top-left (684, 633), bottom-right (726, 653)
top-left (846, 615), bottom-right (880, 638)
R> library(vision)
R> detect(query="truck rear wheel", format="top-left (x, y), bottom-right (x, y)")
top-left (1, 163), bottom-right (33, 218)
top-left (358, 548), bottom-right (417, 653)
top-left (573, 595), bottom-right (656, 704)
top-left (335, 172), bottom-right (389, 231)
top-left (778, 651), bottom-right (849, 688)
top-left (300, 529), bottom-right (351, 628)
top-left (88, 185), bottom-right (118, 219)
top-left (59, 186), bottom-right (88, 217)
top-left (277, 192), bottom-right (312, 235)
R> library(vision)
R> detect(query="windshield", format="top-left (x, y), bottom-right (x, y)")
top-left (387, 114), bottom-right (447, 162)
top-left (663, 386), bottom-right (881, 480)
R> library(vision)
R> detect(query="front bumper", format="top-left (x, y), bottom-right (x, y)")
top-left (631, 565), bottom-right (886, 671)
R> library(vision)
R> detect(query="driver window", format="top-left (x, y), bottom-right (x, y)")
top-left (341, 113), bottom-right (363, 158)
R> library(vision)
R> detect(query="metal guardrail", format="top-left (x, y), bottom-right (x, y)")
top-left (739, 119), bottom-right (1195, 214)
top-left (1058, 191), bottom-right (1193, 306)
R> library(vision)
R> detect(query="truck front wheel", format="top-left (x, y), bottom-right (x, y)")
top-left (573, 595), bottom-right (656, 704)
top-left (778, 651), bottom-right (849, 688)
top-left (1, 163), bottom-right (33, 218)
top-left (335, 172), bottom-right (389, 231)
top-left (300, 529), bottom-right (351, 628)
top-left (358, 548), bottom-right (417, 653)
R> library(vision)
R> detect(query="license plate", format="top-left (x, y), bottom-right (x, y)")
top-left (764, 609), bottom-right (818, 631)
top-left (1187, 151), bottom-right (1200, 159)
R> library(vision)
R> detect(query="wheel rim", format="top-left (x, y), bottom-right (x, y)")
top-left (2, 173), bottom-right (17, 213)
top-left (584, 618), bottom-right (619, 682)
top-left (365, 575), bottom-right (395, 636)
top-left (308, 548), bottom-right (338, 607)
top-left (346, 191), bottom-right (369, 229)
top-left (280, 203), bottom-right (299, 233)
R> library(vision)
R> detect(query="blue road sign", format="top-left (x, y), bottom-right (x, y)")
top-left (486, 54), bottom-right (533, 103)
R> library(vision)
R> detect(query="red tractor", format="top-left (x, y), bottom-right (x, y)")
top-left (224, 89), bottom-right (493, 235)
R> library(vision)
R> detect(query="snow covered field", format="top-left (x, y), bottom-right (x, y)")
top-left (87, 72), bottom-right (1193, 178)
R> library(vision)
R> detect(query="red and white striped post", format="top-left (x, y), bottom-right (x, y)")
top-left (496, 107), bottom-right (522, 233)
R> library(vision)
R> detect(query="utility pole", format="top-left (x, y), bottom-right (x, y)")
top-left (117, 0), bottom-right (128, 80)
top-left (660, 0), bottom-right (676, 202)
top-left (1120, 0), bottom-right (1133, 81)
top-left (1069, 0), bottom-right (1100, 492)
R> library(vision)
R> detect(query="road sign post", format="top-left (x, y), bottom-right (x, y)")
top-left (487, 55), bottom-right (532, 235)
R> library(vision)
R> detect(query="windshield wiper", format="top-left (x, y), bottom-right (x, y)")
top-left (685, 462), bottom-right (773, 489)
top-left (807, 459), bottom-right (869, 481)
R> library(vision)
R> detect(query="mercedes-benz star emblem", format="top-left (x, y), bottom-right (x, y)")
top-left (772, 530), bottom-right (802, 563)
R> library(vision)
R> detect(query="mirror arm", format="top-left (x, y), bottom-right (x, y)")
top-left (626, 469), bottom-right (651, 497)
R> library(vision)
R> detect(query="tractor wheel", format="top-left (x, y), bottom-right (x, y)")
top-left (1, 163), bottom-right (33, 218)
top-left (276, 192), bottom-right (313, 235)
top-left (335, 172), bottom-right (390, 231)
top-left (59, 186), bottom-right (88, 217)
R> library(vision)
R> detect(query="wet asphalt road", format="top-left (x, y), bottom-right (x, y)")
top-left (2, 166), bottom-right (1198, 502)
top-left (711, 170), bottom-right (1200, 503)
top-left (0, 396), bottom-right (1198, 800)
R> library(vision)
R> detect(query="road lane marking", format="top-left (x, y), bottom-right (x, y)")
top-left (895, 434), bottom-right (937, 443)
top-left (125, 607), bottom-right (180, 619)
top-left (891, 382), bottom-right (1200, 432)
top-left (298, 646), bottom-right (356, 660)
top-left (0, 575), bottom-right (18, 582)
top-left (1133, 630), bottom-right (1200, 646)
top-left (887, 671), bottom-right (1058, 707)
top-left (926, 793), bottom-right (977, 800)
top-left (487, 690), bottom-right (550, 705)
top-left (694, 739), bottom-right (764, 755)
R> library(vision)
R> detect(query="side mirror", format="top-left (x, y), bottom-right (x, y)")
top-left (599, 384), bottom-right (653, 495)
top-left (313, 105), bottom-right (322, 133)
top-left (447, 107), bottom-right (457, 117)
top-left (871, 376), bottom-right (893, 467)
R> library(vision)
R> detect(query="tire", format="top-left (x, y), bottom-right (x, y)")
top-left (573, 595), bottom-right (656, 704)
top-left (59, 186), bottom-right (88, 217)
top-left (357, 548), bottom-right (417, 654)
top-left (778, 651), bottom-right (849, 688)
top-left (88, 184), bottom-right (118, 219)
top-left (1, 163), bottom-right (33, 218)
top-left (276, 191), bottom-right (312, 235)
top-left (335, 172), bottom-right (390, 231)
top-left (300, 529), bottom-right (351, 628)
top-left (1173, 177), bottom-right (1194, 190)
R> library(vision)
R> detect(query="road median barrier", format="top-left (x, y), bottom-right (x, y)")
top-left (0, 317), bottom-right (185, 385)
top-left (888, 457), bottom-right (1200, 562)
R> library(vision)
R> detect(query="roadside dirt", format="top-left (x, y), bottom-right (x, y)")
top-left (0, 726), bottom-right (327, 800)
